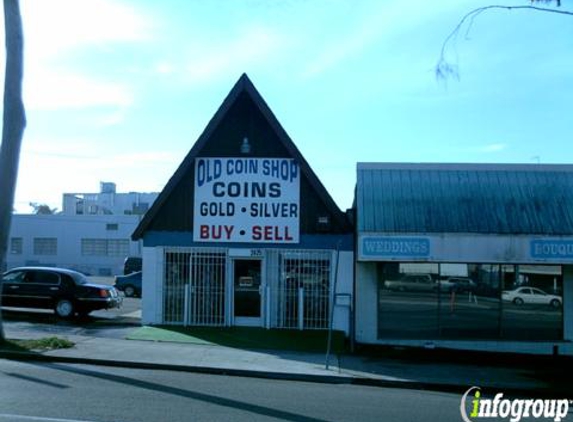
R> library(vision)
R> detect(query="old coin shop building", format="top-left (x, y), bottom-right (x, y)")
top-left (133, 74), bottom-right (353, 333)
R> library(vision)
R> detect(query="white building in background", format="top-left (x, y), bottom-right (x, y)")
top-left (6, 183), bottom-right (159, 276)
top-left (62, 182), bottom-right (158, 216)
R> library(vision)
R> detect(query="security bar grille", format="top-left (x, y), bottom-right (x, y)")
top-left (163, 250), bottom-right (189, 324)
top-left (163, 248), bottom-right (227, 326)
top-left (163, 247), bottom-right (332, 329)
top-left (188, 250), bottom-right (226, 326)
top-left (269, 249), bottom-right (332, 330)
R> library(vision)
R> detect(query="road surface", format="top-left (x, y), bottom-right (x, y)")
top-left (0, 360), bottom-right (465, 422)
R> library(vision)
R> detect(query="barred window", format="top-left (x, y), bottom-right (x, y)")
top-left (81, 239), bottom-right (129, 257)
top-left (273, 250), bottom-right (332, 330)
top-left (81, 239), bottom-right (107, 256)
top-left (10, 237), bottom-right (23, 254)
top-left (33, 237), bottom-right (57, 256)
top-left (106, 223), bottom-right (119, 231)
top-left (108, 239), bottom-right (129, 257)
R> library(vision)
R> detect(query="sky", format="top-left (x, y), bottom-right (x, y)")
top-left (2, 0), bottom-right (572, 213)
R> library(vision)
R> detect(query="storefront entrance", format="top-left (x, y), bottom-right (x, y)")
top-left (161, 248), bottom-right (335, 329)
top-left (233, 259), bottom-right (262, 326)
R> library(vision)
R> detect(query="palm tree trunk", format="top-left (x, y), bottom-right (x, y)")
top-left (0, 0), bottom-right (27, 342)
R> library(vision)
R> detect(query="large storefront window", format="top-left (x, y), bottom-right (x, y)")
top-left (378, 263), bottom-right (563, 341)
top-left (378, 263), bottom-right (439, 339)
top-left (501, 265), bottom-right (563, 341)
top-left (439, 264), bottom-right (501, 339)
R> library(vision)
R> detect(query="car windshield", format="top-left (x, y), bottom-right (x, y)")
top-left (2, 271), bottom-right (24, 282)
top-left (71, 272), bottom-right (89, 285)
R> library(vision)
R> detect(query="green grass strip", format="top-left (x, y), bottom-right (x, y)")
top-left (127, 326), bottom-right (346, 353)
top-left (0, 336), bottom-right (74, 352)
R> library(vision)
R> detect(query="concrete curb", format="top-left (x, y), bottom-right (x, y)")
top-left (0, 350), bottom-right (353, 385)
top-left (0, 350), bottom-right (567, 397)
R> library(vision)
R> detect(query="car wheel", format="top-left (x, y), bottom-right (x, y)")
top-left (124, 285), bottom-right (136, 297)
top-left (513, 297), bottom-right (524, 306)
top-left (550, 299), bottom-right (561, 308)
top-left (55, 299), bottom-right (75, 318)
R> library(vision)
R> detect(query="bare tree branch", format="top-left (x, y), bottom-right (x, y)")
top-left (436, 4), bottom-right (573, 82)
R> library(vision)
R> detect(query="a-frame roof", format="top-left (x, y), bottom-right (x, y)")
top-left (133, 73), bottom-right (349, 240)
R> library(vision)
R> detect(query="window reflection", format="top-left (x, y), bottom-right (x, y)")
top-left (377, 263), bottom-right (563, 341)
top-left (378, 263), bottom-right (439, 339)
top-left (501, 265), bottom-right (563, 340)
top-left (439, 264), bottom-right (500, 339)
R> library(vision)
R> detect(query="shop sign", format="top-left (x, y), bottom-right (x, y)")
top-left (361, 236), bottom-right (430, 258)
top-left (530, 240), bottom-right (573, 260)
top-left (194, 157), bottom-right (300, 243)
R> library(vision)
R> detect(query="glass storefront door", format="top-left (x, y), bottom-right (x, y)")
top-left (233, 259), bottom-right (262, 326)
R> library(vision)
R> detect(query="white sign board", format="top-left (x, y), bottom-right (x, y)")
top-left (194, 157), bottom-right (300, 243)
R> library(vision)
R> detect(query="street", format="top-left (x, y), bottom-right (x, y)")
top-left (0, 360), bottom-right (463, 422)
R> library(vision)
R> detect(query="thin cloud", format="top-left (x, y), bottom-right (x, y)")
top-left (23, 147), bottom-right (177, 167)
top-left (155, 62), bottom-right (175, 75)
top-left (25, 70), bottom-right (133, 110)
top-left (302, 1), bottom-right (460, 78)
top-left (303, 15), bottom-right (384, 78)
top-left (16, 149), bottom-right (177, 211)
top-left (16, 0), bottom-right (154, 111)
top-left (23, 137), bottom-right (100, 158)
top-left (479, 143), bottom-right (507, 153)
top-left (95, 109), bottom-right (129, 128)
top-left (105, 152), bottom-right (179, 168)
top-left (21, 0), bottom-right (154, 59)
top-left (181, 26), bottom-right (287, 83)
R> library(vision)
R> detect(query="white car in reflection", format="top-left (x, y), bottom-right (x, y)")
top-left (502, 287), bottom-right (562, 308)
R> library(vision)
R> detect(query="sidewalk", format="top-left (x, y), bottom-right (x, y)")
top-left (1, 328), bottom-right (570, 396)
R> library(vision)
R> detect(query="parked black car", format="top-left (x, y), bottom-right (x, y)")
top-left (123, 257), bottom-right (142, 275)
top-left (114, 271), bottom-right (142, 297)
top-left (1, 267), bottom-right (122, 318)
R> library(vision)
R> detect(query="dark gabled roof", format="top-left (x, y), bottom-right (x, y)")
top-left (133, 74), bottom-right (348, 240)
top-left (357, 163), bottom-right (573, 235)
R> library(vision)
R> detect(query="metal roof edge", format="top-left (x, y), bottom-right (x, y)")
top-left (357, 162), bottom-right (573, 172)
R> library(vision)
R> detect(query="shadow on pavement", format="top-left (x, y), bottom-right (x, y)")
top-left (2, 307), bottom-right (141, 341)
top-left (29, 361), bottom-right (330, 422)
top-left (340, 345), bottom-right (573, 395)
top-left (2, 306), bottom-right (140, 326)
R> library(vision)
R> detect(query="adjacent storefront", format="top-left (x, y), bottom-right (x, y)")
top-left (355, 163), bottom-right (573, 355)
top-left (132, 75), bottom-right (353, 333)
